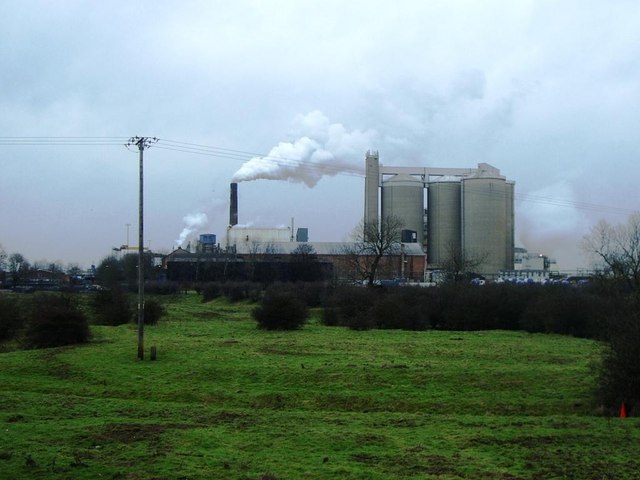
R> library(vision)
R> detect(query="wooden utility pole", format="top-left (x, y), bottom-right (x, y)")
top-left (127, 136), bottom-right (157, 360)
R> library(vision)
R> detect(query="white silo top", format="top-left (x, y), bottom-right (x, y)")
top-left (429, 175), bottom-right (462, 184)
top-left (382, 174), bottom-right (423, 187)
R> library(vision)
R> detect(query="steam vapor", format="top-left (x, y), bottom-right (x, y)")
top-left (232, 110), bottom-right (376, 187)
top-left (176, 212), bottom-right (208, 247)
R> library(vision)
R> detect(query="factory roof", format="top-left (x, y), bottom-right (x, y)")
top-left (232, 241), bottom-right (425, 256)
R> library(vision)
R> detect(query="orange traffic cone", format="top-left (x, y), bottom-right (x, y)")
top-left (620, 402), bottom-right (627, 418)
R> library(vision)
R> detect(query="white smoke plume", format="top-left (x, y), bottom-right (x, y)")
top-left (232, 110), bottom-right (376, 187)
top-left (176, 212), bottom-right (208, 247)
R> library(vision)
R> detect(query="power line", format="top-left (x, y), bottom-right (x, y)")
top-left (0, 137), bottom-right (127, 146)
top-left (0, 136), bottom-right (636, 216)
top-left (156, 139), bottom-right (365, 178)
top-left (0, 136), bottom-right (364, 177)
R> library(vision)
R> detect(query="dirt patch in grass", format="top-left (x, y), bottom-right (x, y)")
top-left (350, 452), bottom-right (379, 465)
top-left (381, 363), bottom-right (409, 369)
top-left (405, 445), bottom-right (425, 453)
top-left (251, 393), bottom-right (295, 409)
top-left (350, 450), bottom-right (459, 477)
top-left (194, 311), bottom-right (223, 319)
top-left (257, 345), bottom-right (307, 356)
top-left (93, 423), bottom-right (193, 444)
top-left (383, 452), bottom-right (460, 477)
top-left (38, 348), bottom-right (76, 379)
top-left (0, 451), bottom-right (13, 460)
top-left (351, 433), bottom-right (389, 446)
top-left (466, 434), bottom-right (585, 449)
top-left (372, 417), bottom-right (425, 428)
top-left (419, 454), bottom-right (458, 475)
top-left (204, 411), bottom-right (254, 430)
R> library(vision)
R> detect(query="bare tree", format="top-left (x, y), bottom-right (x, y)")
top-left (0, 243), bottom-right (6, 272)
top-left (290, 243), bottom-right (323, 282)
top-left (439, 243), bottom-right (488, 284)
top-left (66, 263), bottom-right (83, 276)
top-left (582, 212), bottom-right (640, 293)
top-left (291, 243), bottom-right (317, 261)
top-left (32, 259), bottom-right (64, 273)
top-left (248, 240), bottom-right (282, 258)
top-left (8, 253), bottom-right (30, 284)
top-left (263, 241), bottom-right (282, 255)
top-left (344, 215), bottom-right (404, 286)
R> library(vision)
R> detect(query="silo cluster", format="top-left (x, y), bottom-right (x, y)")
top-left (364, 152), bottom-right (514, 277)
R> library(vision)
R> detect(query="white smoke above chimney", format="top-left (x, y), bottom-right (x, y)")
top-left (175, 212), bottom-right (208, 247)
top-left (231, 110), bottom-right (376, 187)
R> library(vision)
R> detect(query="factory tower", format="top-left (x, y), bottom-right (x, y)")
top-left (364, 152), bottom-right (515, 278)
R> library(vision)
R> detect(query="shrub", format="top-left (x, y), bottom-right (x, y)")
top-left (269, 281), bottom-right (328, 308)
top-left (321, 286), bottom-right (379, 330)
top-left (370, 289), bottom-right (430, 330)
top-left (596, 306), bottom-right (640, 415)
top-left (519, 287), bottom-right (609, 338)
top-left (201, 282), bottom-right (222, 303)
top-left (23, 293), bottom-right (90, 348)
top-left (221, 282), bottom-right (262, 303)
top-left (145, 281), bottom-right (180, 295)
top-left (0, 295), bottom-right (23, 341)
top-left (143, 299), bottom-right (166, 325)
top-left (91, 288), bottom-right (133, 326)
top-left (201, 282), bottom-right (265, 303)
top-left (491, 284), bottom-right (534, 330)
top-left (252, 290), bottom-right (308, 330)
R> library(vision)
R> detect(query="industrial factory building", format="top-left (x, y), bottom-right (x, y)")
top-left (164, 178), bottom-right (426, 283)
top-left (164, 233), bottom-right (426, 284)
top-left (164, 151), bottom-right (513, 283)
top-left (365, 151), bottom-right (515, 278)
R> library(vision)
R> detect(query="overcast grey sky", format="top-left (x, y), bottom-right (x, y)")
top-left (1, 0), bottom-right (639, 271)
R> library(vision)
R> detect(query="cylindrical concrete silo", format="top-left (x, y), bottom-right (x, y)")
top-left (461, 172), bottom-right (514, 277)
top-left (381, 174), bottom-right (424, 244)
top-left (505, 181), bottom-right (515, 271)
top-left (427, 176), bottom-right (462, 267)
top-left (364, 151), bottom-right (380, 229)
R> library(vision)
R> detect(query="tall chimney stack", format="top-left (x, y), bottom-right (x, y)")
top-left (229, 182), bottom-right (238, 226)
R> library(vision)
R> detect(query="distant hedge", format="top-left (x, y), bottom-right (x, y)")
top-left (321, 283), bottom-right (612, 338)
top-left (0, 295), bottom-right (23, 341)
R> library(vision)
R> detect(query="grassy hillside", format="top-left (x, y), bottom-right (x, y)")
top-left (1, 293), bottom-right (638, 479)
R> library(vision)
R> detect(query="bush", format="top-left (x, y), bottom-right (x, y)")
top-left (519, 287), bottom-right (609, 338)
top-left (264, 282), bottom-right (328, 308)
top-left (201, 282), bottom-right (222, 302)
top-left (0, 295), bottom-right (23, 341)
top-left (145, 281), bottom-right (180, 295)
top-left (231, 282), bottom-right (256, 302)
top-left (321, 286), bottom-right (379, 330)
top-left (23, 293), bottom-right (90, 348)
top-left (201, 282), bottom-right (266, 303)
top-left (596, 306), bottom-right (640, 415)
top-left (143, 299), bottom-right (166, 325)
top-left (92, 288), bottom-right (133, 326)
top-left (370, 289), bottom-right (430, 330)
top-left (252, 290), bottom-right (308, 330)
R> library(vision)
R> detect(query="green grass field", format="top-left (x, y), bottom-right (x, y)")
top-left (1, 293), bottom-right (639, 479)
